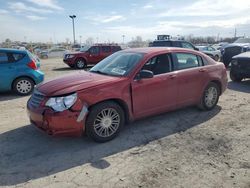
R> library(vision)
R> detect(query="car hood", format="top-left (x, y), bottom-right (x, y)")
top-left (233, 52), bottom-right (250, 59)
top-left (37, 71), bottom-right (123, 96)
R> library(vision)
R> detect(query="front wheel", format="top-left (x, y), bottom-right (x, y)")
top-left (230, 71), bottom-right (243, 82)
top-left (75, 59), bottom-right (86, 69)
top-left (86, 101), bottom-right (125, 142)
top-left (214, 55), bottom-right (219, 61)
top-left (13, 77), bottom-right (34, 96)
top-left (198, 82), bottom-right (220, 111)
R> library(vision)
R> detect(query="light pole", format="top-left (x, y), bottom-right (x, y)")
top-left (122, 35), bottom-right (125, 44)
top-left (69, 15), bottom-right (76, 44)
top-left (79, 35), bottom-right (82, 44)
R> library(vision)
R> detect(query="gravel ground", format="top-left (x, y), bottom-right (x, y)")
top-left (0, 58), bottom-right (249, 188)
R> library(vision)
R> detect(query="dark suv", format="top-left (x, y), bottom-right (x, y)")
top-left (63, 44), bottom-right (122, 69)
top-left (230, 52), bottom-right (250, 82)
top-left (149, 38), bottom-right (199, 51)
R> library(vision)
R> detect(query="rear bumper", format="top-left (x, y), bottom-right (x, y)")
top-left (33, 70), bottom-right (44, 84)
top-left (27, 101), bottom-right (86, 137)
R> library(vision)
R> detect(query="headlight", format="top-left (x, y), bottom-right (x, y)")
top-left (231, 60), bottom-right (238, 66)
top-left (46, 93), bottom-right (77, 112)
top-left (66, 54), bottom-right (75, 58)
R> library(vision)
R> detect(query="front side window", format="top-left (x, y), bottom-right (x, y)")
top-left (0, 52), bottom-right (8, 63)
top-left (90, 52), bottom-right (144, 77)
top-left (181, 42), bottom-right (194, 49)
top-left (142, 54), bottom-right (172, 75)
top-left (175, 53), bottom-right (201, 70)
top-left (89, 46), bottom-right (100, 55)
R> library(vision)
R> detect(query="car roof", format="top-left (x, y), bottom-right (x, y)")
top-left (122, 47), bottom-right (198, 54)
top-left (0, 48), bottom-right (27, 53)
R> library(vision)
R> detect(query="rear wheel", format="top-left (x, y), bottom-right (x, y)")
top-left (214, 55), bottom-right (219, 61)
top-left (86, 101), bottom-right (125, 142)
top-left (75, 59), bottom-right (86, 69)
top-left (198, 82), bottom-right (220, 111)
top-left (13, 77), bottom-right (34, 96)
top-left (230, 71), bottom-right (243, 82)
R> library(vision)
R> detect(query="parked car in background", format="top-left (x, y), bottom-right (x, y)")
top-left (63, 44), bottom-right (122, 69)
top-left (39, 47), bottom-right (68, 59)
top-left (149, 35), bottom-right (199, 51)
top-left (197, 46), bottom-right (221, 61)
top-left (72, 44), bottom-right (84, 51)
top-left (212, 42), bottom-right (229, 50)
top-left (0, 48), bottom-right (44, 95)
top-left (230, 52), bottom-right (250, 82)
top-left (222, 38), bottom-right (250, 67)
top-left (27, 47), bottom-right (227, 142)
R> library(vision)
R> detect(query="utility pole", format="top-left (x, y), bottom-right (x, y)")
top-left (69, 15), bottom-right (76, 44)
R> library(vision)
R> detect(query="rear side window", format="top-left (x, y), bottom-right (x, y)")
top-left (151, 41), bottom-right (172, 47)
top-left (181, 42), bottom-right (195, 49)
top-left (0, 52), bottom-right (8, 63)
top-left (12, 53), bottom-right (25, 61)
top-left (175, 53), bottom-right (201, 70)
top-left (101, 46), bottom-right (111, 53)
top-left (142, 53), bottom-right (172, 75)
top-left (112, 46), bottom-right (121, 52)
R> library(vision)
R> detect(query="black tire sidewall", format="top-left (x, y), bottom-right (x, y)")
top-left (86, 101), bottom-right (125, 142)
top-left (230, 71), bottom-right (242, 82)
top-left (13, 77), bottom-right (34, 96)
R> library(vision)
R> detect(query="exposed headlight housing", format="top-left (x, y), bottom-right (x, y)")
top-left (46, 93), bottom-right (77, 112)
top-left (231, 60), bottom-right (238, 66)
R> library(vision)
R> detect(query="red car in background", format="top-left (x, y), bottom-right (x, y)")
top-left (63, 44), bottom-right (121, 69)
top-left (27, 47), bottom-right (227, 142)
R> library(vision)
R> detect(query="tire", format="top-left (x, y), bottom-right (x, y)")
top-left (214, 55), bottom-right (219, 61)
top-left (86, 101), bottom-right (125, 142)
top-left (13, 77), bottom-right (35, 96)
top-left (198, 82), bottom-right (220, 111)
top-left (230, 71), bottom-right (243, 82)
top-left (75, 58), bottom-right (86, 69)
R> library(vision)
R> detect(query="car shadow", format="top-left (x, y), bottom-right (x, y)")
top-left (227, 80), bottom-right (250, 93)
top-left (0, 106), bottom-right (221, 186)
top-left (0, 91), bottom-right (26, 102)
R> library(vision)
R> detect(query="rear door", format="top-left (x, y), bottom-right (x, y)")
top-left (131, 53), bottom-right (178, 118)
top-left (172, 52), bottom-right (208, 107)
top-left (101, 46), bottom-right (112, 60)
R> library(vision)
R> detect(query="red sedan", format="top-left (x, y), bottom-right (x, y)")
top-left (27, 47), bottom-right (228, 142)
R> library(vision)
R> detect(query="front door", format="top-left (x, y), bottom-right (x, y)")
top-left (131, 53), bottom-right (178, 119)
top-left (0, 52), bottom-right (16, 91)
top-left (88, 46), bottom-right (102, 64)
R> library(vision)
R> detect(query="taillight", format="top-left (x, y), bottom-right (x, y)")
top-left (27, 60), bottom-right (37, 70)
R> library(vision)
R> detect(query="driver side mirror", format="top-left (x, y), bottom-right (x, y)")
top-left (136, 70), bottom-right (154, 80)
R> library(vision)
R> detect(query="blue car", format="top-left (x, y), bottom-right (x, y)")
top-left (0, 48), bottom-right (44, 95)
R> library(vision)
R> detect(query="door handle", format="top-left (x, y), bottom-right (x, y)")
top-left (199, 68), bottom-right (206, 72)
top-left (169, 74), bottom-right (177, 79)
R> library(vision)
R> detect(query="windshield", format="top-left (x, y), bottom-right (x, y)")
top-left (90, 52), bottom-right (144, 77)
top-left (80, 46), bottom-right (90, 52)
top-left (234, 38), bottom-right (250, 43)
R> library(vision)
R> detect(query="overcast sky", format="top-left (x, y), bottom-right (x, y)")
top-left (0, 0), bottom-right (250, 43)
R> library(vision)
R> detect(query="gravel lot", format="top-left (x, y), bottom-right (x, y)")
top-left (0, 58), bottom-right (249, 188)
